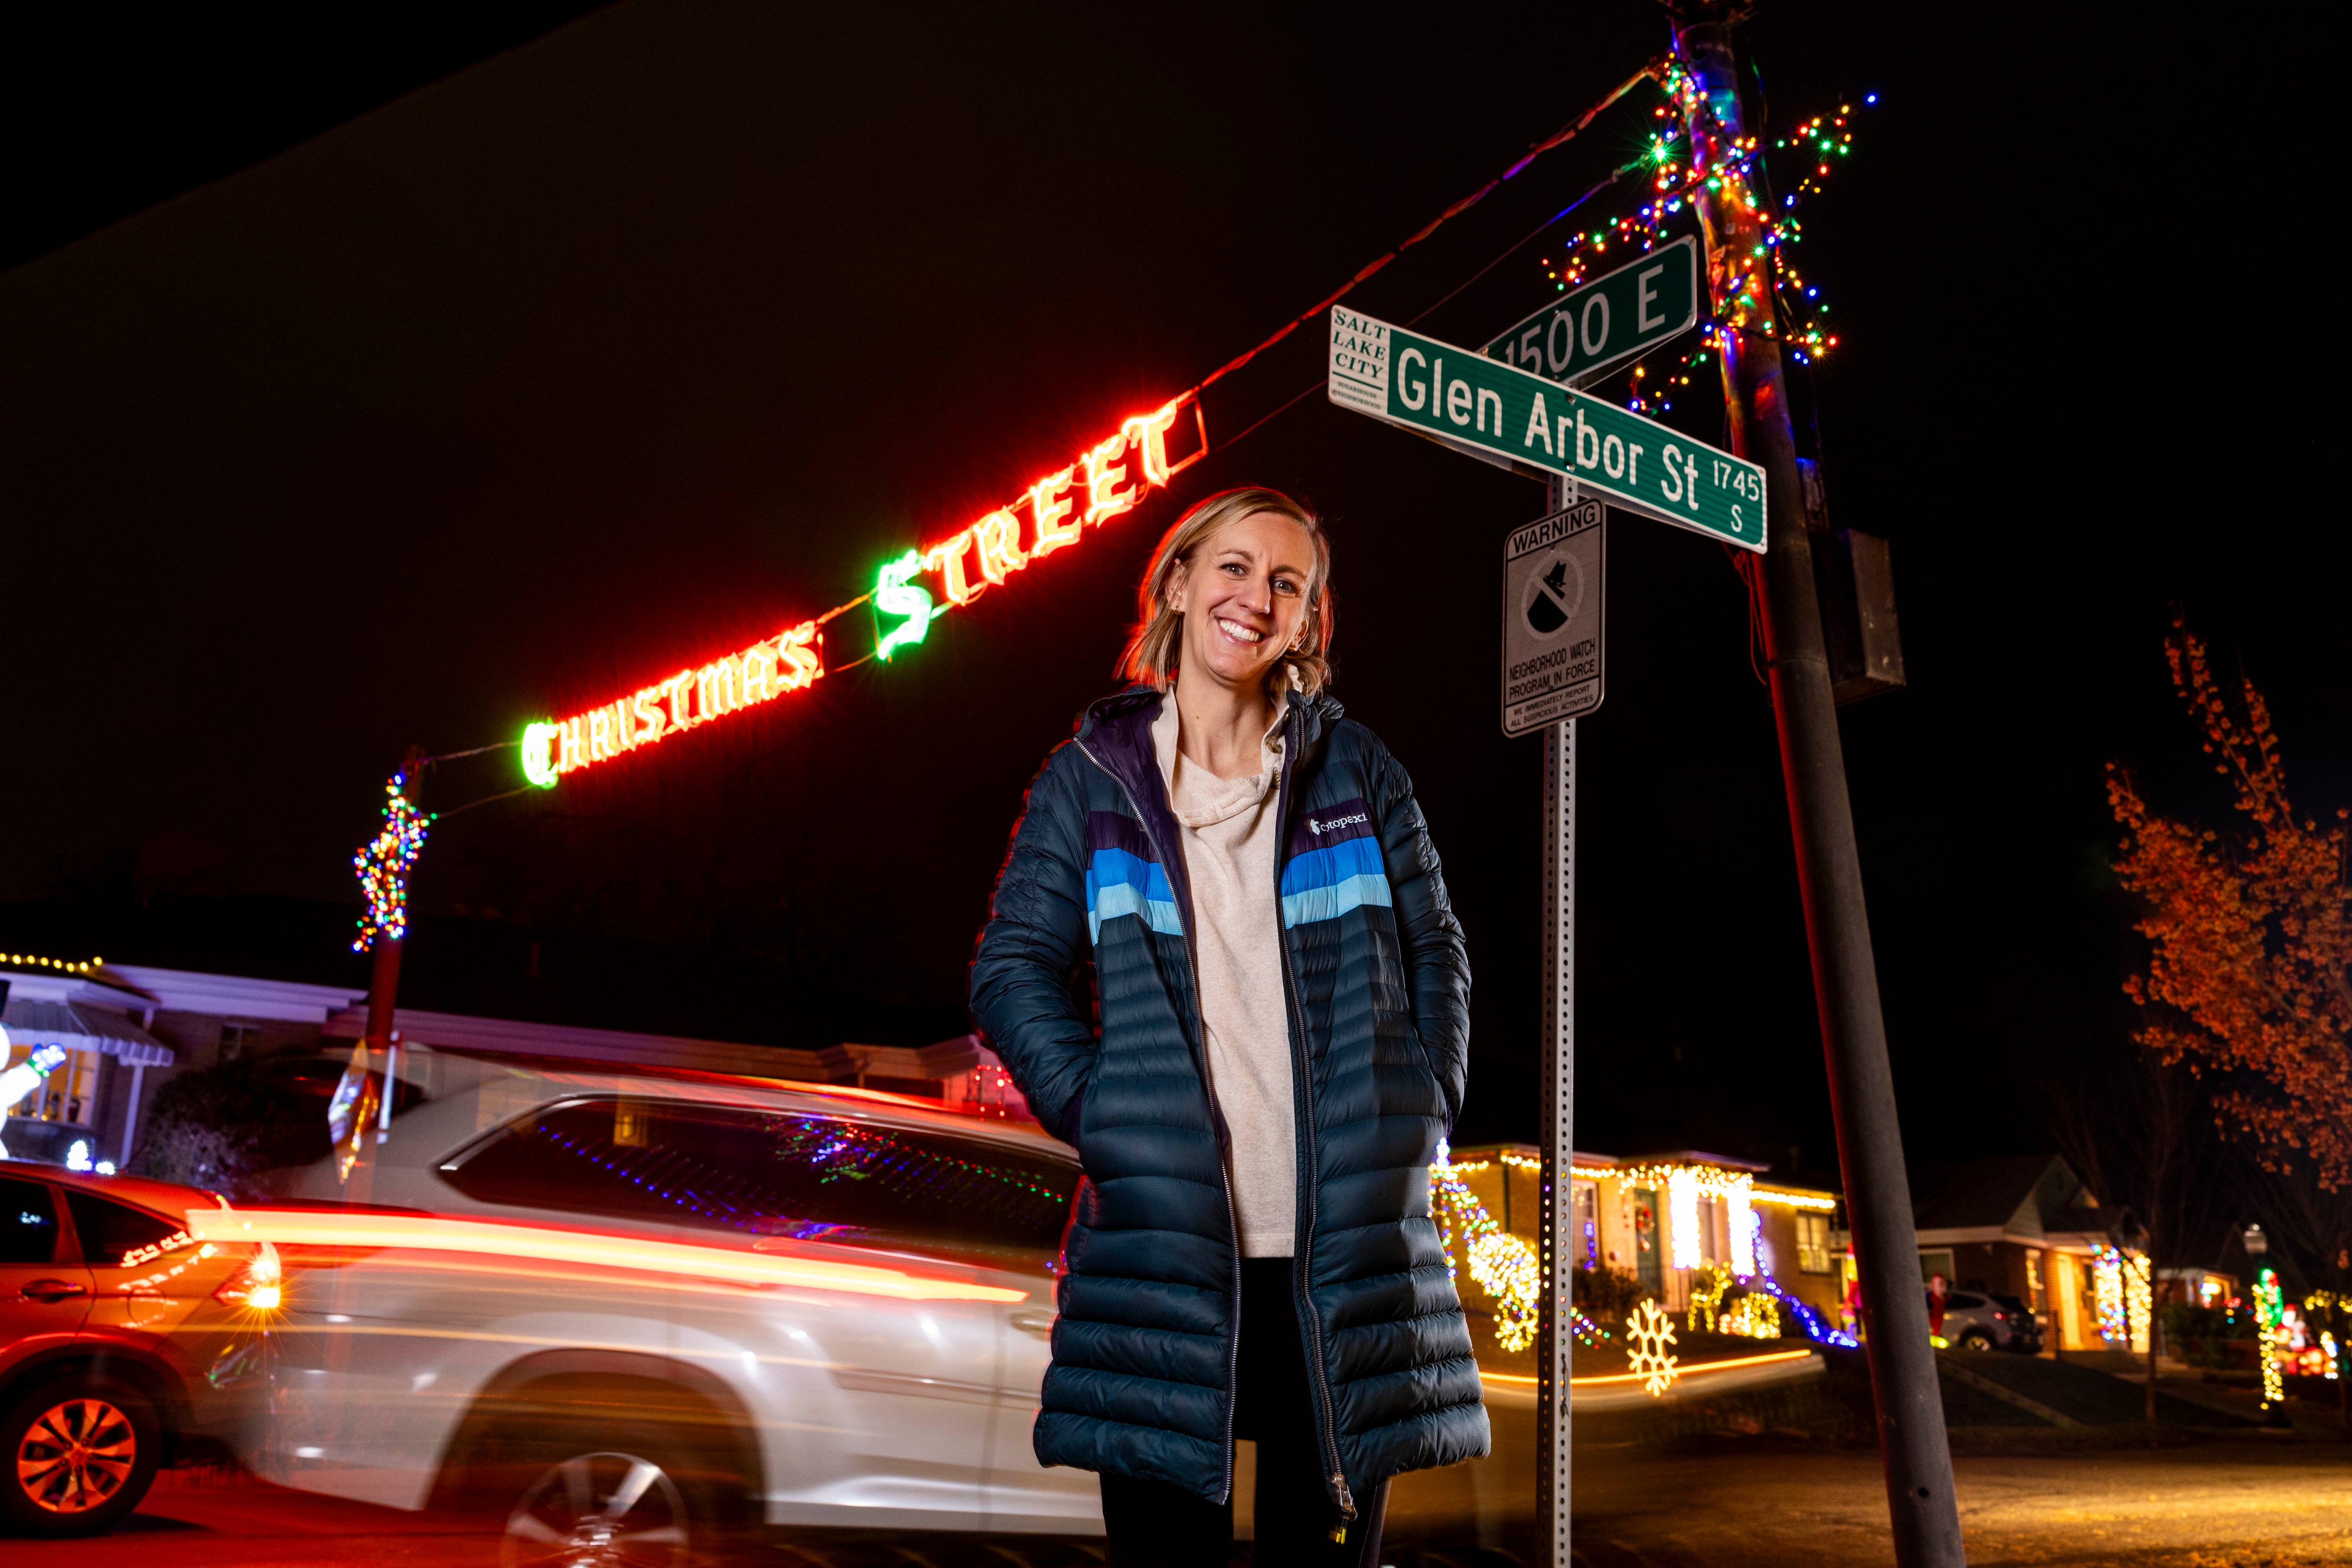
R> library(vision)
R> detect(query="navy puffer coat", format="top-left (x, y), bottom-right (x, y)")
top-left (969, 682), bottom-right (1489, 1513)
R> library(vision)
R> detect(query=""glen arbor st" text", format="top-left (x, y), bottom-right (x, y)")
top-left (1326, 306), bottom-right (1765, 553)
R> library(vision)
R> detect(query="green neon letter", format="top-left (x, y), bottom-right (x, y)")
top-left (520, 721), bottom-right (560, 788)
top-left (874, 550), bottom-right (935, 661)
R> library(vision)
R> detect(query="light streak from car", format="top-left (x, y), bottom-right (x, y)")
top-left (1480, 1346), bottom-right (1815, 1388)
top-left (183, 1209), bottom-right (1030, 1303)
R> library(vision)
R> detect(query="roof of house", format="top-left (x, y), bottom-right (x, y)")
top-left (0, 894), bottom-right (964, 1051)
top-left (1910, 1156), bottom-right (2103, 1243)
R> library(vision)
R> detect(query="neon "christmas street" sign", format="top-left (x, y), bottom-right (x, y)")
top-left (521, 395), bottom-right (1200, 787)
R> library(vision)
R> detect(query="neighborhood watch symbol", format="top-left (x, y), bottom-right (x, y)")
top-left (1521, 549), bottom-right (1584, 638)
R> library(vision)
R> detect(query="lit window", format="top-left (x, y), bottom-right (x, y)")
top-left (4, 1045), bottom-right (101, 1127)
top-left (1796, 1212), bottom-right (1832, 1274)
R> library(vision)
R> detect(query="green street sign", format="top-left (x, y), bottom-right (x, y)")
top-left (1482, 235), bottom-right (1698, 386)
top-left (1328, 306), bottom-right (1765, 552)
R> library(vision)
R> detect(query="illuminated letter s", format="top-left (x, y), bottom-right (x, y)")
top-left (779, 620), bottom-right (823, 689)
top-left (874, 550), bottom-right (935, 662)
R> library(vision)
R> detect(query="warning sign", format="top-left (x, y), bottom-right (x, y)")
top-left (1502, 499), bottom-right (1605, 737)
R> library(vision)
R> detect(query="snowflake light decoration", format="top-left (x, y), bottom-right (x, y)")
top-left (1624, 1299), bottom-right (1681, 1398)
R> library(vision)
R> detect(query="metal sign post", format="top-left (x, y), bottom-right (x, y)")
top-left (1532, 477), bottom-right (1583, 1568)
top-left (1331, 309), bottom-right (1618, 1568)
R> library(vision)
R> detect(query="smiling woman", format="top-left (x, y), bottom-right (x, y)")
top-left (970, 487), bottom-right (1484, 1567)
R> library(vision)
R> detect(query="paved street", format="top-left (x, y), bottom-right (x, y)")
top-left (59, 1438), bottom-right (2352, 1568)
top-left (1565, 1442), bottom-right (2352, 1568)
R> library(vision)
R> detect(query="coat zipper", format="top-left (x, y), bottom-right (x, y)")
top-left (1072, 731), bottom-right (1248, 1510)
top-left (1270, 702), bottom-right (1357, 1528)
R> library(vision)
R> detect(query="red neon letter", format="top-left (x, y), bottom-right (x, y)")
top-left (974, 508), bottom-right (1027, 584)
top-left (1083, 434), bottom-right (1136, 526)
top-left (1030, 467), bottom-right (1080, 556)
top-left (1125, 401), bottom-right (1182, 488)
top-left (740, 643), bottom-right (777, 705)
top-left (928, 530), bottom-right (982, 606)
top-left (779, 621), bottom-right (822, 690)
top-left (587, 706), bottom-right (613, 761)
top-left (558, 718), bottom-right (584, 774)
top-left (698, 656), bottom-right (743, 719)
top-left (632, 686), bottom-right (668, 744)
top-left (664, 670), bottom-right (695, 731)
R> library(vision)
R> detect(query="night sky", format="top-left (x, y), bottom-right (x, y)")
top-left (3, 2), bottom-right (2339, 1171)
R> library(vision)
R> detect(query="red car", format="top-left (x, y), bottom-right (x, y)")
top-left (0, 1160), bottom-right (279, 1536)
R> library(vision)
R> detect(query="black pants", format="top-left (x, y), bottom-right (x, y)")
top-left (1100, 1257), bottom-right (1389, 1568)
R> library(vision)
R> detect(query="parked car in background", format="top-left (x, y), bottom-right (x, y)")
top-left (0, 1162), bottom-right (279, 1536)
top-left (251, 1048), bottom-right (1091, 1561)
top-left (1941, 1289), bottom-right (2042, 1353)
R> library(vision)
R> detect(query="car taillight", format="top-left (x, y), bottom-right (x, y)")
top-left (1993, 1310), bottom-right (2008, 1321)
top-left (215, 1241), bottom-right (283, 1310)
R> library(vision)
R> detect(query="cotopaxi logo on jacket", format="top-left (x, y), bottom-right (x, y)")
top-left (1281, 796), bottom-right (1391, 928)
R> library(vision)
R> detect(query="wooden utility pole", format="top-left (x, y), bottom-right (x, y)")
top-left (345, 743), bottom-right (423, 1201)
top-left (1674, 13), bottom-right (1966, 1566)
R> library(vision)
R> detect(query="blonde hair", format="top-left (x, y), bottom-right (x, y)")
top-left (1118, 487), bottom-right (1333, 696)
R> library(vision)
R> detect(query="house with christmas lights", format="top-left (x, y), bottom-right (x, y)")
top-left (1443, 1144), bottom-right (1846, 1323)
top-left (1909, 1155), bottom-right (2150, 1354)
top-left (0, 926), bottom-right (1026, 1177)
top-left (0, 956), bottom-right (185, 1169)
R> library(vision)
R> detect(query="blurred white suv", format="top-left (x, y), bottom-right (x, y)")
top-left (246, 1048), bottom-right (1096, 1559)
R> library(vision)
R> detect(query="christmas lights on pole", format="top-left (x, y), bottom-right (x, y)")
top-left (351, 769), bottom-right (432, 955)
top-left (1528, 75), bottom-right (1875, 417)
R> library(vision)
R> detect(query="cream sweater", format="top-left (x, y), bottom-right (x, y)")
top-left (1152, 693), bottom-right (1296, 1257)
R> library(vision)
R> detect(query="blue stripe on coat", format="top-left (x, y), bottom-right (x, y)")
top-left (1279, 834), bottom-right (1392, 927)
top-left (1087, 846), bottom-right (1183, 943)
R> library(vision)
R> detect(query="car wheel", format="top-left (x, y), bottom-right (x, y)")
top-left (1957, 1329), bottom-right (1994, 1352)
top-left (0, 1375), bottom-right (162, 1536)
top-left (497, 1433), bottom-right (709, 1568)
